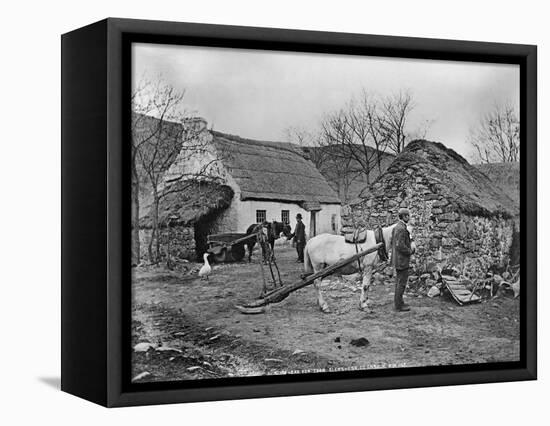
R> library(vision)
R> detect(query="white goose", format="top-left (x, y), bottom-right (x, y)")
top-left (198, 253), bottom-right (212, 280)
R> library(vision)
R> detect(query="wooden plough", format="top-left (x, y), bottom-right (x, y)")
top-left (235, 243), bottom-right (383, 314)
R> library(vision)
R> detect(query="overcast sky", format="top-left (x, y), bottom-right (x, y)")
top-left (132, 43), bottom-right (519, 160)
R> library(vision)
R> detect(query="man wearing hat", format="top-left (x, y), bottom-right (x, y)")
top-left (391, 207), bottom-right (415, 311)
top-left (290, 213), bottom-right (306, 262)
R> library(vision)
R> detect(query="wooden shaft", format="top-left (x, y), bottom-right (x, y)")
top-left (230, 233), bottom-right (257, 245)
top-left (247, 242), bottom-right (383, 307)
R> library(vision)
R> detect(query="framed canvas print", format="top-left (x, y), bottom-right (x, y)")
top-left (61, 18), bottom-right (537, 407)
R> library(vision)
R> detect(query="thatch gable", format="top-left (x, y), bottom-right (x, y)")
top-left (140, 181), bottom-right (234, 228)
top-left (366, 140), bottom-right (518, 218)
top-left (133, 113), bottom-right (184, 174)
top-left (211, 131), bottom-right (340, 204)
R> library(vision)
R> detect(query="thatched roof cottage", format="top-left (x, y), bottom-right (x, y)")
top-left (342, 140), bottom-right (519, 275)
top-left (141, 117), bottom-right (341, 260)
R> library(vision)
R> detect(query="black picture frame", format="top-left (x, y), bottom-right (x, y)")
top-left (61, 18), bottom-right (537, 407)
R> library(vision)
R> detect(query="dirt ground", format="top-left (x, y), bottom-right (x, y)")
top-left (131, 246), bottom-right (520, 383)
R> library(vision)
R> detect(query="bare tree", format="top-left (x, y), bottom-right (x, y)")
top-left (287, 88), bottom-right (423, 202)
top-left (319, 109), bottom-right (364, 201)
top-left (131, 79), bottom-right (156, 265)
top-left (343, 92), bottom-right (390, 182)
top-left (286, 124), bottom-right (359, 202)
top-left (320, 90), bottom-right (418, 186)
top-left (470, 103), bottom-right (520, 163)
top-left (318, 91), bottom-right (390, 197)
top-left (378, 90), bottom-right (415, 155)
top-left (132, 78), bottom-right (221, 264)
top-left (361, 92), bottom-right (389, 174)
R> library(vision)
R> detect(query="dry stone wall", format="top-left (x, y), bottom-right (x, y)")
top-left (138, 226), bottom-right (196, 263)
top-left (342, 160), bottom-right (517, 277)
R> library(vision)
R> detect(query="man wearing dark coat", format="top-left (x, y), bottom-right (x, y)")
top-left (391, 207), bottom-right (415, 312)
top-left (291, 213), bottom-right (306, 263)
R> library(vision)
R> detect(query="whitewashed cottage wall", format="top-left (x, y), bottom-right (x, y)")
top-left (225, 199), bottom-right (340, 235)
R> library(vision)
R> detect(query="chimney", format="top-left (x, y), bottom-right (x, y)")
top-left (183, 117), bottom-right (208, 137)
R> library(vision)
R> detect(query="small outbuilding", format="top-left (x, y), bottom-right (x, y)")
top-left (140, 181), bottom-right (234, 261)
top-left (342, 140), bottom-right (519, 275)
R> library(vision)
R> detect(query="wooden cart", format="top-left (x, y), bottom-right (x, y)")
top-left (207, 232), bottom-right (254, 263)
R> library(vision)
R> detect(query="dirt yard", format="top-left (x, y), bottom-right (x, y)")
top-left (131, 246), bottom-right (520, 383)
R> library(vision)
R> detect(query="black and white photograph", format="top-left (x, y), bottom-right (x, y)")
top-left (130, 42), bottom-right (522, 383)
top-left (3, 0), bottom-right (547, 421)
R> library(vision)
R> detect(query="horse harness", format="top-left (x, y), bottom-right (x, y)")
top-left (374, 226), bottom-right (389, 262)
top-left (345, 226), bottom-right (389, 273)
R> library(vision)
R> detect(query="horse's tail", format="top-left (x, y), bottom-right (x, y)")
top-left (303, 242), bottom-right (314, 274)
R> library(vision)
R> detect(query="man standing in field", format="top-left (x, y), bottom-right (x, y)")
top-left (392, 208), bottom-right (415, 312)
top-left (291, 213), bottom-right (306, 263)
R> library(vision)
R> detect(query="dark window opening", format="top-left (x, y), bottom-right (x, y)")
top-left (281, 210), bottom-right (290, 224)
top-left (256, 210), bottom-right (266, 224)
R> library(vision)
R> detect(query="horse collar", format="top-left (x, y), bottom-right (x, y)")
top-left (375, 226), bottom-right (389, 262)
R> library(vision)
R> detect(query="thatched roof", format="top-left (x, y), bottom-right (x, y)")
top-left (211, 131), bottom-right (340, 204)
top-left (139, 181), bottom-right (234, 228)
top-left (132, 113), bottom-right (340, 207)
top-left (365, 140), bottom-right (518, 218)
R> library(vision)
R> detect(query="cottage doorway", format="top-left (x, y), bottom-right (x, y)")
top-left (194, 212), bottom-right (219, 260)
top-left (310, 211), bottom-right (317, 238)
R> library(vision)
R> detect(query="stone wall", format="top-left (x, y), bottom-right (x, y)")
top-left (139, 225), bottom-right (196, 263)
top-left (342, 180), bottom-right (516, 275)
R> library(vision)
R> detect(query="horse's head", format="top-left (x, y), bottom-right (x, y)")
top-left (281, 222), bottom-right (292, 238)
top-left (270, 221), bottom-right (292, 239)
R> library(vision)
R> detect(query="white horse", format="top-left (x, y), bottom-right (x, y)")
top-left (303, 223), bottom-right (415, 313)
